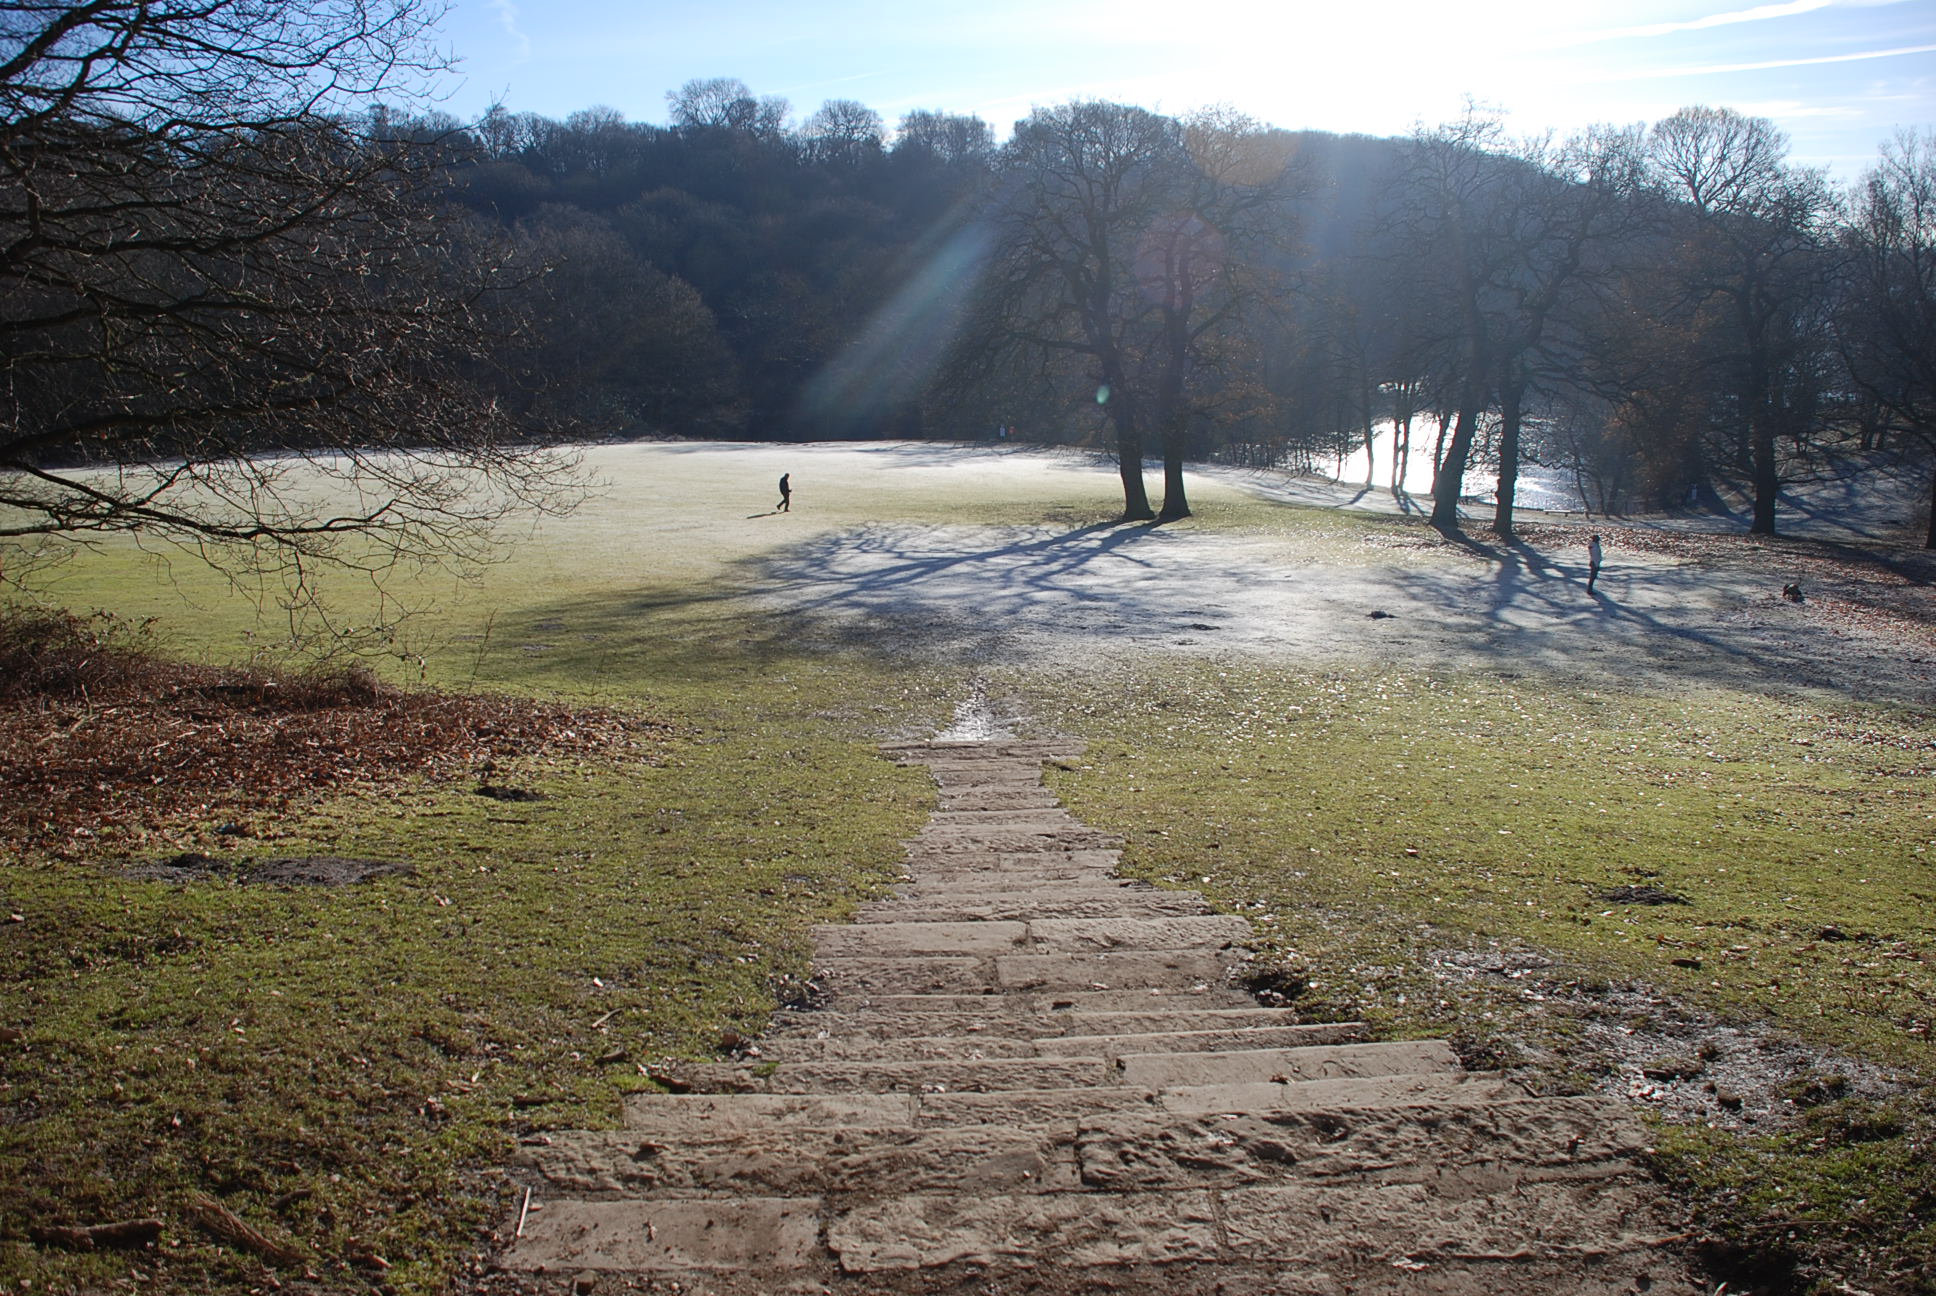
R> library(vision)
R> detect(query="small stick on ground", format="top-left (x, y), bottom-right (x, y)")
top-left (187, 1195), bottom-right (309, 1269)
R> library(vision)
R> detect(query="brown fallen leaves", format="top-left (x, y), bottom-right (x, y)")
top-left (0, 608), bottom-right (672, 857)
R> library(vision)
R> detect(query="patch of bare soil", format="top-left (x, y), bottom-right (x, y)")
top-left (0, 608), bottom-right (673, 857)
top-left (1428, 946), bottom-right (1914, 1130)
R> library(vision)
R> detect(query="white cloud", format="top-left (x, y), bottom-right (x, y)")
top-left (1566, 0), bottom-right (1836, 45)
top-left (1587, 41), bottom-right (1936, 80)
top-left (490, 0), bottom-right (532, 62)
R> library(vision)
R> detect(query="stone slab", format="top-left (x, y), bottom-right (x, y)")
top-left (671, 1055), bottom-right (1111, 1095)
top-left (926, 810), bottom-right (1085, 827)
top-left (810, 955), bottom-right (995, 996)
top-left (526, 1124), bottom-right (1083, 1197)
top-left (908, 827), bottom-right (1123, 852)
top-left (1118, 1041), bottom-right (1460, 1089)
top-left (502, 1197), bottom-right (819, 1272)
top-left (756, 1034), bottom-right (1047, 1063)
top-left (810, 921), bottom-right (1030, 958)
top-left (1033, 1022), bottom-right (1367, 1058)
top-left (766, 1005), bottom-right (1335, 1043)
top-left (1215, 1178), bottom-right (1676, 1263)
top-left (1024, 915), bottom-right (1251, 952)
top-left (906, 1076), bottom-right (1529, 1129)
top-left (827, 1188), bottom-right (1221, 1273)
top-left (933, 789), bottom-right (1063, 810)
top-left (887, 868), bottom-right (1127, 892)
top-left (1071, 1098), bottom-right (1649, 1191)
top-left (757, 1022), bottom-right (1366, 1064)
top-left (622, 1091), bottom-right (917, 1132)
top-left (854, 893), bottom-right (1214, 923)
top-left (816, 987), bottom-right (1261, 1013)
top-left (993, 950), bottom-right (1240, 992)
top-left (1155, 1074), bottom-right (1530, 1116)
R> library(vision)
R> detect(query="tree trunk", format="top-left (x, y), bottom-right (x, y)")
top-left (1158, 434), bottom-right (1190, 520)
top-left (1925, 465), bottom-right (1935, 550)
top-left (1361, 385), bottom-right (1377, 489)
top-left (1747, 354), bottom-right (1778, 535)
top-left (1431, 382), bottom-right (1485, 532)
top-left (1097, 345), bottom-right (1155, 519)
top-left (1492, 376), bottom-right (1523, 536)
top-left (1115, 425), bottom-right (1155, 520)
top-left (1392, 412), bottom-right (1411, 494)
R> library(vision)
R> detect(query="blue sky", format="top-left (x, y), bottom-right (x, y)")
top-left (431, 0), bottom-right (1935, 177)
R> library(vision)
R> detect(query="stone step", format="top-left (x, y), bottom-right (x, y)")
top-left (920, 1074), bottom-right (1533, 1126)
top-left (525, 1096), bottom-right (1644, 1200)
top-left (905, 848), bottom-right (1124, 872)
top-left (898, 764), bottom-right (1054, 786)
top-left (902, 840), bottom-right (1122, 860)
top-left (620, 1073), bottom-right (1535, 1135)
top-left (810, 950), bottom-right (1243, 997)
top-left (870, 880), bottom-right (1186, 904)
top-left (933, 788), bottom-right (1063, 809)
top-left (755, 1022), bottom-right (1367, 1063)
top-left (814, 986), bottom-right (1261, 1013)
top-left (769, 1005), bottom-right (1339, 1041)
top-left (504, 1177), bottom-right (1684, 1278)
top-left (659, 1041), bottom-right (1457, 1096)
top-left (855, 892), bottom-right (1215, 922)
top-left (810, 916), bottom-right (1250, 959)
top-left (884, 740), bottom-right (1081, 761)
top-left (880, 875), bottom-right (1142, 900)
top-left (926, 809), bottom-right (1087, 827)
top-left (823, 1178), bottom-right (1680, 1273)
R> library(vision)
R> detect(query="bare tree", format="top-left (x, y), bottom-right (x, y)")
top-left (972, 100), bottom-right (1181, 520)
top-left (802, 99), bottom-right (884, 167)
top-left (0, 0), bottom-right (584, 626)
top-left (1394, 104), bottom-right (1513, 533)
top-left (1837, 128), bottom-right (1936, 546)
top-left (665, 76), bottom-right (789, 140)
top-left (959, 102), bottom-right (1297, 520)
top-left (893, 111), bottom-right (994, 166)
top-left (1139, 109), bottom-right (1301, 519)
top-left (1486, 124), bottom-right (1646, 535)
top-left (1646, 106), bottom-right (1835, 535)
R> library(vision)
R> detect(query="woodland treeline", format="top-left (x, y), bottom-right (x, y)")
top-left (415, 79), bottom-right (1935, 537)
top-left (3, 2), bottom-right (1933, 571)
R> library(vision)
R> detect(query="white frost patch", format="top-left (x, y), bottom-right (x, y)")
top-left (933, 682), bottom-right (1015, 743)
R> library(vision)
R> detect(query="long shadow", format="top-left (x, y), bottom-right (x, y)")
top-left (746, 519), bottom-right (1170, 618)
top-left (482, 508), bottom-right (1933, 706)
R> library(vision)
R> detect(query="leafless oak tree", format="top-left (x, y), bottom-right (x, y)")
top-left (0, 0), bottom-right (584, 625)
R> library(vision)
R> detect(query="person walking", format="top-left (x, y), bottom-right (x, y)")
top-left (1586, 533), bottom-right (1604, 595)
top-left (777, 472), bottom-right (791, 513)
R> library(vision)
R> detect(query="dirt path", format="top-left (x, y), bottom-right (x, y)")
top-left (496, 740), bottom-right (1700, 1294)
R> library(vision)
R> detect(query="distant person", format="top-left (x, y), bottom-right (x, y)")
top-left (777, 472), bottom-right (791, 513)
top-left (1587, 533), bottom-right (1604, 595)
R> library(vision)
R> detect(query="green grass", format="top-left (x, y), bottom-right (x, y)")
top-left (0, 602), bottom-right (965, 1293)
top-left (1020, 657), bottom-right (1936, 1293)
top-left (6, 444), bottom-right (1935, 1294)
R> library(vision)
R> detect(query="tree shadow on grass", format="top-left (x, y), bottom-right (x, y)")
top-left (483, 517), bottom-right (1936, 707)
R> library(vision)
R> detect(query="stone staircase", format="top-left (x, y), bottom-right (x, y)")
top-left (499, 740), bottom-right (1698, 1294)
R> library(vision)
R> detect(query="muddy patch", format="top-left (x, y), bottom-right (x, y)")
top-left (1428, 948), bottom-right (1912, 1130)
